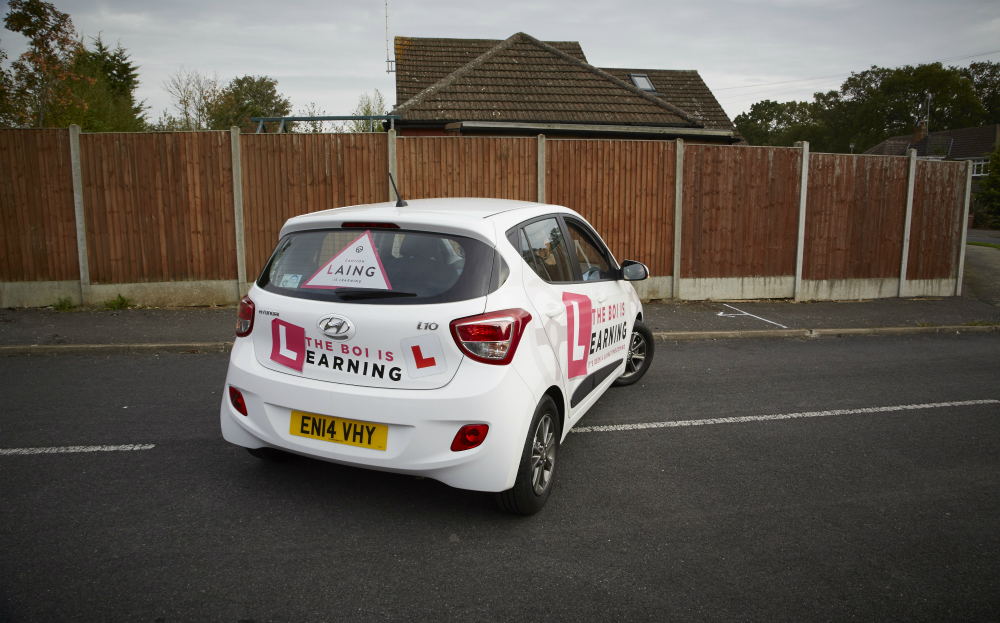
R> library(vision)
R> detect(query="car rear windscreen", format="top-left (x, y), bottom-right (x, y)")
top-left (257, 228), bottom-right (504, 305)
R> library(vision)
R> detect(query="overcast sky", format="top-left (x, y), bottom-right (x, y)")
top-left (3, 0), bottom-right (1000, 124)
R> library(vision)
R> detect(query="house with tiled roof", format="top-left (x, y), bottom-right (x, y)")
top-left (866, 123), bottom-right (999, 191)
top-left (390, 32), bottom-right (742, 144)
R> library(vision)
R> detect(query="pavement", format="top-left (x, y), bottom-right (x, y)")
top-left (2, 294), bottom-right (998, 353)
top-left (640, 295), bottom-right (1000, 335)
top-left (1, 334), bottom-right (998, 621)
top-left (1, 241), bottom-right (998, 351)
top-left (963, 244), bottom-right (1000, 307)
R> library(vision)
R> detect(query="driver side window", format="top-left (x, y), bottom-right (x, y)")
top-left (565, 220), bottom-right (613, 281)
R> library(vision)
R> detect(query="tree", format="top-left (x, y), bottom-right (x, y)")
top-left (206, 75), bottom-right (291, 132)
top-left (3, 0), bottom-right (83, 127)
top-left (294, 102), bottom-right (339, 133)
top-left (344, 90), bottom-right (388, 133)
top-left (830, 63), bottom-right (985, 153)
top-left (0, 41), bottom-right (15, 126)
top-left (738, 61), bottom-right (997, 153)
top-left (962, 61), bottom-right (1000, 125)
top-left (734, 99), bottom-right (829, 147)
top-left (974, 141), bottom-right (1000, 228)
top-left (152, 67), bottom-right (220, 131)
top-left (50, 35), bottom-right (147, 131)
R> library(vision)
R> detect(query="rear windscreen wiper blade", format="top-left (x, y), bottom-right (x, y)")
top-left (334, 288), bottom-right (417, 300)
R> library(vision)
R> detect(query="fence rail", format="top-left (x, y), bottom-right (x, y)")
top-left (0, 127), bottom-right (972, 307)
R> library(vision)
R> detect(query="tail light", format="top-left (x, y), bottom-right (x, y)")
top-left (449, 308), bottom-right (532, 365)
top-left (451, 424), bottom-right (489, 451)
top-left (229, 386), bottom-right (248, 416)
top-left (236, 295), bottom-right (255, 337)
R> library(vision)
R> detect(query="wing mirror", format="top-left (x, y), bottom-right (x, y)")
top-left (620, 260), bottom-right (649, 281)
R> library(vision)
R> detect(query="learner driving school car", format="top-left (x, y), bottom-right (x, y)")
top-left (221, 197), bottom-right (654, 515)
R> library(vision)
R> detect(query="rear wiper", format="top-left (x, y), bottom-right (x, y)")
top-left (335, 288), bottom-right (417, 300)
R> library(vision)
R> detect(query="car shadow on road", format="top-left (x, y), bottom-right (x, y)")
top-left (230, 447), bottom-right (508, 520)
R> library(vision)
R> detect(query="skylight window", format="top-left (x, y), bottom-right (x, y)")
top-left (629, 74), bottom-right (655, 92)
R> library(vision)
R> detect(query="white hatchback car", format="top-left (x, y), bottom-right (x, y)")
top-left (221, 198), bottom-right (654, 514)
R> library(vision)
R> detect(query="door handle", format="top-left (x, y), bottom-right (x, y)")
top-left (544, 303), bottom-right (565, 318)
top-left (597, 294), bottom-right (608, 304)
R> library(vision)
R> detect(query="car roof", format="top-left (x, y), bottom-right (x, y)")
top-left (280, 198), bottom-right (576, 243)
top-left (296, 198), bottom-right (538, 220)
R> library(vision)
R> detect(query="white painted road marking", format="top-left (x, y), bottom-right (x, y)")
top-left (0, 444), bottom-right (155, 456)
top-left (572, 399), bottom-right (999, 433)
top-left (716, 304), bottom-right (788, 329)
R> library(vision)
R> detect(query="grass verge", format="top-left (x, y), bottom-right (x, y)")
top-left (968, 241), bottom-right (1000, 251)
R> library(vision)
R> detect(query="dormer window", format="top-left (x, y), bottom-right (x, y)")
top-left (629, 74), bottom-right (655, 92)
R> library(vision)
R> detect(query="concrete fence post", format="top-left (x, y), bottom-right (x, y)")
top-left (537, 134), bottom-right (546, 204)
top-left (898, 149), bottom-right (917, 298)
top-left (68, 124), bottom-right (92, 306)
top-left (388, 129), bottom-right (398, 202)
top-left (793, 141), bottom-right (810, 302)
top-left (955, 160), bottom-right (973, 296)
top-left (231, 128), bottom-right (248, 298)
top-left (672, 139), bottom-right (684, 300)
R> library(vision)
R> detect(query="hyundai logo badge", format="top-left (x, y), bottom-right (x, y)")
top-left (317, 314), bottom-right (356, 341)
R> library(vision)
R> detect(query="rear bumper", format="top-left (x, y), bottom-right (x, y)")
top-left (221, 337), bottom-right (538, 492)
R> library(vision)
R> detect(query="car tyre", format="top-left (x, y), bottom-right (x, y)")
top-left (246, 447), bottom-right (293, 462)
top-left (612, 321), bottom-right (654, 387)
top-left (496, 395), bottom-right (560, 516)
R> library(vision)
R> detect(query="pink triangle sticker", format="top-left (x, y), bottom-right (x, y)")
top-left (301, 230), bottom-right (392, 290)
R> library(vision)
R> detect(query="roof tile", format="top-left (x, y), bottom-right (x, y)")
top-left (392, 33), bottom-right (703, 128)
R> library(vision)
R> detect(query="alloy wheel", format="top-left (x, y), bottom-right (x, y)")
top-left (620, 331), bottom-right (646, 379)
top-left (530, 414), bottom-right (556, 495)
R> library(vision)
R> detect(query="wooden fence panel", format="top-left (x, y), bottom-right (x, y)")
top-left (907, 160), bottom-right (967, 281)
top-left (79, 131), bottom-right (236, 285)
top-left (546, 139), bottom-right (675, 277)
top-left (396, 137), bottom-right (537, 201)
top-left (681, 144), bottom-right (800, 279)
top-left (803, 154), bottom-right (909, 281)
top-left (1, 129), bottom-right (975, 301)
top-left (0, 129), bottom-right (78, 282)
top-left (240, 133), bottom-right (389, 280)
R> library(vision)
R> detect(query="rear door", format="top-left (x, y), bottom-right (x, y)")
top-left (510, 215), bottom-right (631, 419)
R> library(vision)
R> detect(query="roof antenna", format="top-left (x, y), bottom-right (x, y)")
top-left (385, 0), bottom-right (395, 73)
top-left (388, 173), bottom-right (407, 207)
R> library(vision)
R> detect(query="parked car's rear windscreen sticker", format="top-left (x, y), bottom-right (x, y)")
top-left (302, 230), bottom-right (391, 290)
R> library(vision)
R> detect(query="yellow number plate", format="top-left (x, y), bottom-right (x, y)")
top-left (289, 410), bottom-right (388, 451)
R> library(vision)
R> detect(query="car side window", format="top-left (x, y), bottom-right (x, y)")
top-left (520, 218), bottom-right (574, 283)
top-left (565, 219), bottom-right (614, 281)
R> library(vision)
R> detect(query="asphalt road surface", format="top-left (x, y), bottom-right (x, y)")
top-left (1, 334), bottom-right (999, 622)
